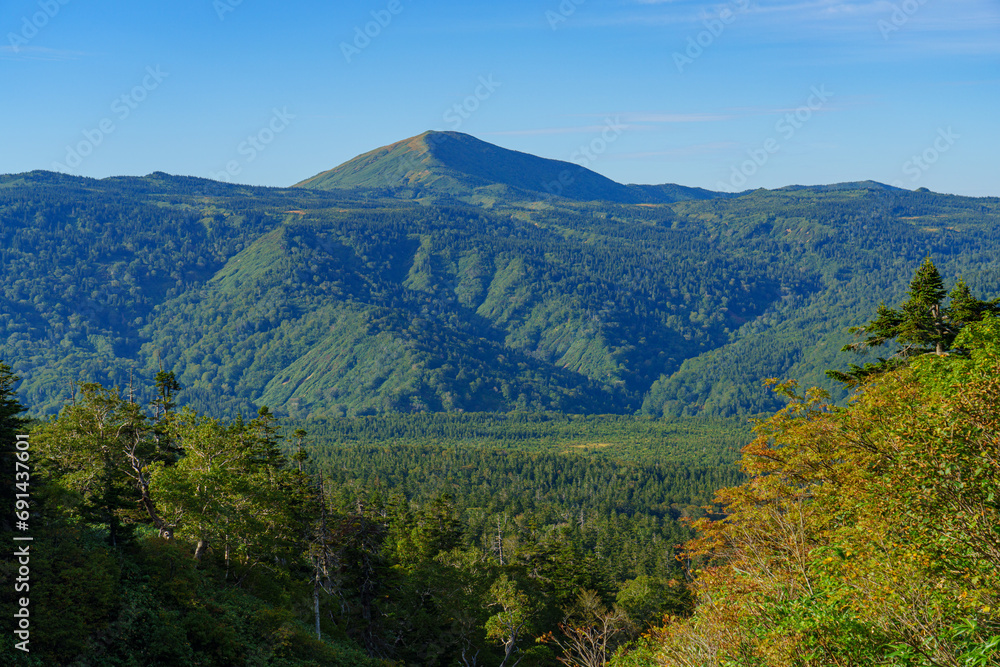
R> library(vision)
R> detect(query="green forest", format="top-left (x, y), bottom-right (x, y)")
top-left (2, 258), bottom-right (998, 665)
top-left (2, 169), bottom-right (1000, 421)
top-left (614, 275), bottom-right (1000, 666)
top-left (2, 137), bottom-right (999, 664)
top-left (0, 368), bottom-right (737, 666)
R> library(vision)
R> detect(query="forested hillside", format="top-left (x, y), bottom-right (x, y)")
top-left (6, 265), bottom-right (999, 665)
top-left (643, 186), bottom-right (1000, 415)
top-left (1, 134), bottom-right (999, 420)
top-left (8, 312), bottom-right (998, 665)
top-left (613, 316), bottom-right (1000, 666)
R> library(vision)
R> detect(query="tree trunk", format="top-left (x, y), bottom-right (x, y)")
top-left (194, 538), bottom-right (209, 562)
top-left (130, 458), bottom-right (174, 539)
top-left (140, 489), bottom-right (173, 539)
top-left (314, 578), bottom-right (322, 640)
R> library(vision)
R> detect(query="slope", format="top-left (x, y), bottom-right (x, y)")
top-left (641, 186), bottom-right (1000, 416)
top-left (1, 148), bottom-right (999, 420)
top-left (295, 130), bottom-right (721, 204)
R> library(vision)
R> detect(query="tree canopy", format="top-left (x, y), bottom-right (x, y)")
top-left (615, 315), bottom-right (1000, 665)
top-left (827, 257), bottom-right (1000, 386)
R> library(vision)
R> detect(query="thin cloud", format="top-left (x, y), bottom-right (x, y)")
top-left (590, 0), bottom-right (995, 37)
top-left (482, 126), bottom-right (626, 137)
top-left (570, 104), bottom-right (849, 124)
top-left (481, 114), bottom-right (734, 137)
top-left (623, 113), bottom-right (736, 122)
top-left (612, 142), bottom-right (741, 159)
top-left (943, 78), bottom-right (1000, 87)
top-left (0, 46), bottom-right (89, 61)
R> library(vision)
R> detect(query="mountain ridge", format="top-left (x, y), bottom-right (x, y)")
top-left (294, 130), bottom-right (729, 204)
top-left (5, 131), bottom-right (944, 201)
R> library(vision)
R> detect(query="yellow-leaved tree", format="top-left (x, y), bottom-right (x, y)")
top-left (613, 316), bottom-right (1000, 666)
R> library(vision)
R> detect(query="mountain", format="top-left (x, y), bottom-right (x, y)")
top-left (1, 134), bottom-right (999, 419)
top-left (295, 130), bottom-right (723, 204)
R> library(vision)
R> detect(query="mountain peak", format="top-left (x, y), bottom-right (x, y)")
top-left (294, 131), bottom-right (720, 204)
top-left (294, 130), bottom-right (617, 200)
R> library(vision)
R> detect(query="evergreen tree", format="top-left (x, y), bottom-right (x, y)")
top-left (947, 277), bottom-right (995, 330)
top-left (828, 258), bottom-right (999, 386)
top-left (897, 256), bottom-right (949, 355)
top-left (148, 408), bottom-right (304, 566)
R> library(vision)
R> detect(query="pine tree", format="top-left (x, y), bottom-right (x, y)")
top-left (947, 277), bottom-right (991, 328)
top-left (897, 256), bottom-right (949, 355)
top-left (829, 258), bottom-right (999, 386)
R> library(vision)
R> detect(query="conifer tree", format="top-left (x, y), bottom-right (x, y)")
top-left (828, 258), bottom-right (999, 386)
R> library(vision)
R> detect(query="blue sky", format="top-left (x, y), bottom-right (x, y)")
top-left (2, 0), bottom-right (997, 196)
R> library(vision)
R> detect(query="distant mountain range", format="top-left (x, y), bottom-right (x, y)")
top-left (1, 131), bottom-right (998, 418)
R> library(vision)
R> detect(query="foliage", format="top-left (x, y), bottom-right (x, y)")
top-left (4, 367), bottom-right (746, 666)
top-left (148, 407), bottom-right (308, 567)
top-left (828, 257), bottom-right (1000, 385)
top-left (3, 376), bottom-right (384, 667)
top-left (301, 411), bottom-right (749, 466)
top-left (32, 382), bottom-right (165, 545)
top-left (540, 589), bottom-right (631, 666)
top-left (7, 144), bottom-right (1000, 665)
top-left (2, 170), bottom-right (999, 419)
top-left (613, 317), bottom-right (1000, 665)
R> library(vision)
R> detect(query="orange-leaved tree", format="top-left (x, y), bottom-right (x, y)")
top-left (613, 316), bottom-right (1000, 666)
